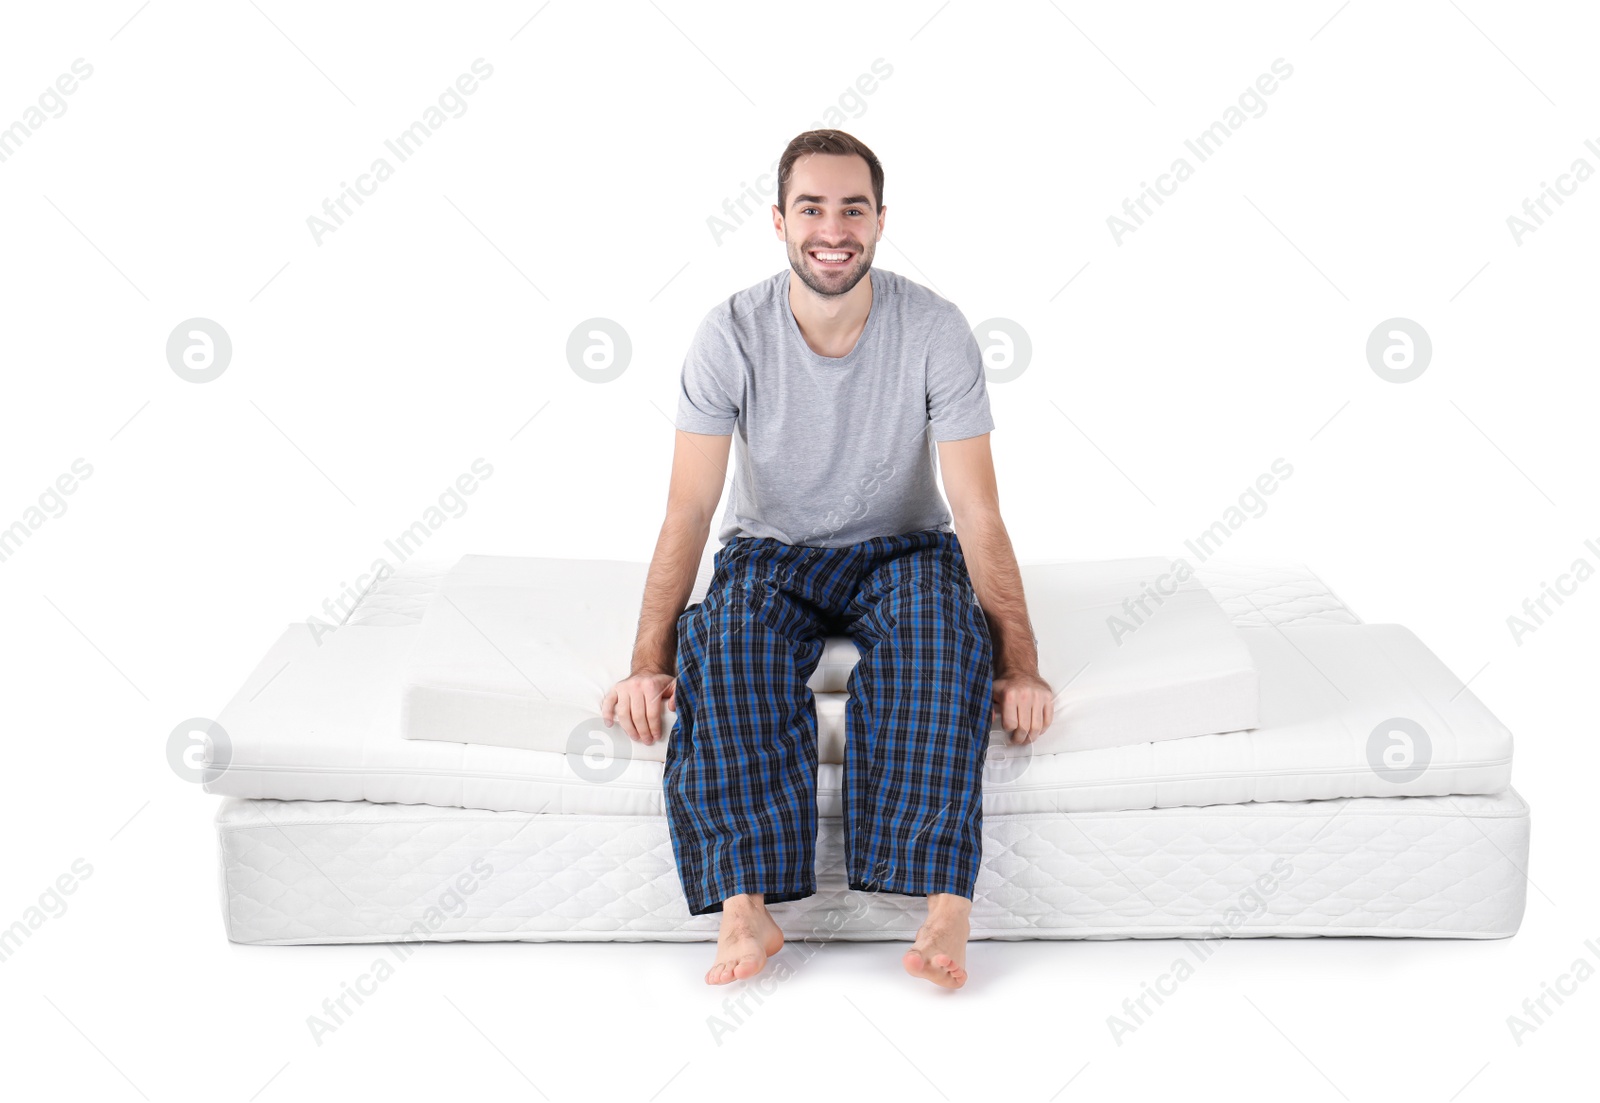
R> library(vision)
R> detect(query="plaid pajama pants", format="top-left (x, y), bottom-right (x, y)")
top-left (664, 526), bottom-right (995, 916)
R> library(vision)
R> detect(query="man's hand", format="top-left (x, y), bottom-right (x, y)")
top-left (600, 669), bottom-right (677, 746)
top-left (990, 668), bottom-right (1054, 745)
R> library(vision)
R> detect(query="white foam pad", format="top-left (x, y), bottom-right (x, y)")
top-left (1024, 558), bottom-right (1259, 750)
top-left (398, 553), bottom-right (1259, 754)
top-left (204, 561), bottom-right (1516, 815)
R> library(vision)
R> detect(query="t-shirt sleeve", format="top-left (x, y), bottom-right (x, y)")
top-left (926, 308), bottom-right (995, 442)
top-left (674, 311), bottom-right (741, 436)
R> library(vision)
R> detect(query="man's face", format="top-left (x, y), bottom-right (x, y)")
top-left (777, 153), bottom-right (884, 298)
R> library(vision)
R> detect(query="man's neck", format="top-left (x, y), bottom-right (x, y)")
top-left (788, 269), bottom-right (873, 359)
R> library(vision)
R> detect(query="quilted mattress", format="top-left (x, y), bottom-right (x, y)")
top-left (211, 554), bottom-right (1529, 944)
top-left (216, 789), bottom-right (1530, 943)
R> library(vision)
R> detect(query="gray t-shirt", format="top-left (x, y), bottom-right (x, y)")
top-left (675, 266), bottom-right (994, 549)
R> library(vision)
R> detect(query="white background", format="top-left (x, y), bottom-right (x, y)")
top-left (1, 1), bottom-right (1595, 1099)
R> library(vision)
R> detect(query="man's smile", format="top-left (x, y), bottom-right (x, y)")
top-left (808, 248), bottom-right (856, 268)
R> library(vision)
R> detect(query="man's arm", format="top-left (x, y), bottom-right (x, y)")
top-left (631, 429), bottom-right (732, 672)
top-left (601, 429), bottom-right (731, 743)
top-left (936, 433), bottom-right (1054, 743)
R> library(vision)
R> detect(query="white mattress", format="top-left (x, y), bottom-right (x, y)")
top-left (400, 554), bottom-right (1260, 754)
top-left (215, 788), bottom-right (1530, 944)
top-left (203, 559), bottom-right (1513, 816)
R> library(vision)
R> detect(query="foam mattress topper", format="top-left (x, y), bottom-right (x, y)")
top-left (398, 553), bottom-right (1260, 755)
top-left (203, 558), bottom-right (1514, 818)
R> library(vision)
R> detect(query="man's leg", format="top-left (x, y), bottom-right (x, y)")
top-left (838, 530), bottom-right (995, 988)
top-left (663, 540), bottom-right (829, 983)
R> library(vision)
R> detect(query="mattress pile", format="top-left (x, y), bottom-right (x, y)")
top-left (205, 552), bottom-right (1529, 945)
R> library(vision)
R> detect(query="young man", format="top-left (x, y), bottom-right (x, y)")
top-left (601, 130), bottom-right (1052, 990)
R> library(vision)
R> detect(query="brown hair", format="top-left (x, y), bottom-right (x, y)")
top-left (776, 130), bottom-right (884, 216)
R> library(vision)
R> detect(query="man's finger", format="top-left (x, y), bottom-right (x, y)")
top-left (637, 691), bottom-right (659, 744)
top-left (1002, 692), bottom-right (1021, 737)
top-left (628, 692), bottom-right (653, 744)
top-left (618, 692), bottom-right (642, 741)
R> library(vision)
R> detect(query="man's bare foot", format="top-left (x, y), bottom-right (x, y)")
top-left (902, 892), bottom-right (972, 989)
top-left (706, 893), bottom-right (785, 985)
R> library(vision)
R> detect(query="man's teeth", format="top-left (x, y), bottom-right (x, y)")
top-left (813, 251), bottom-right (851, 262)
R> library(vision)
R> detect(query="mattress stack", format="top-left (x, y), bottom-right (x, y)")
top-left (205, 552), bottom-right (1528, 945)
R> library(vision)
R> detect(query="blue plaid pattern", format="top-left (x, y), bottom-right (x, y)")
top-left (664, 527), bottom-right (994, 916)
